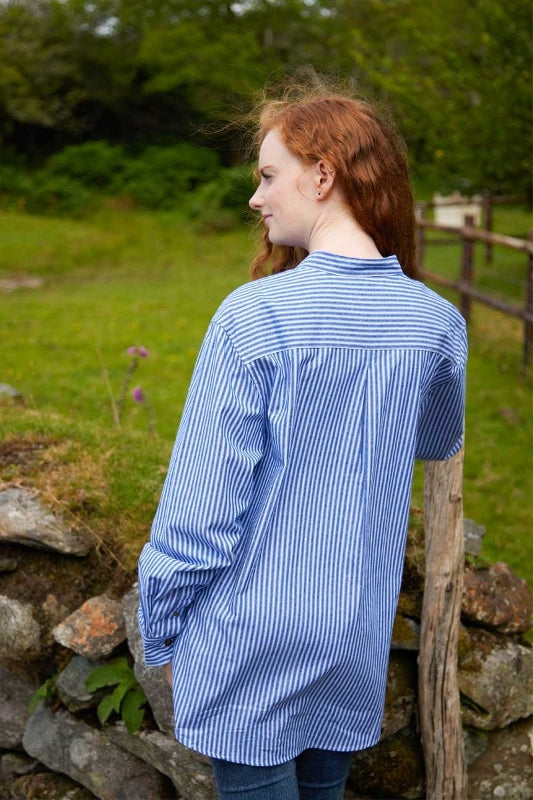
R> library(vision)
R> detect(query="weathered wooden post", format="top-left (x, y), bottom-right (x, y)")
top-left (419, 448), bottom-right (467, 800)
top-left (524, 232), bottom-right (533, 367)
top-left (460, 216), bottom-right (475, 323)
top-left (416, 202), bottom-right (427, 276)
top-left (483, 191), bottom-right (493, 264)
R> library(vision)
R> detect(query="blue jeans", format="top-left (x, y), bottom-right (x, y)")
top-left (211, 748), bottom-right (353, 800)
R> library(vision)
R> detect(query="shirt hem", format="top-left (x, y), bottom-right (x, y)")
top-left (172, 728), bottom-right (382, 766)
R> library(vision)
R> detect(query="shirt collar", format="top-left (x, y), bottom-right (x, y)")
top-left (302, 250), bottom-right (403, 275)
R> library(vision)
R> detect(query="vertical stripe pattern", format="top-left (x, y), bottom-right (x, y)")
top-left (138, 251), bottom-right (467, 765)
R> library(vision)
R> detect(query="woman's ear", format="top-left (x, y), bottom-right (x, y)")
top-left (315, 160), bottom-right (336, 199)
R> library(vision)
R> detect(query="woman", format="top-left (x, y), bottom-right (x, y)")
top-left (137, 86), bottom-right (467, 800)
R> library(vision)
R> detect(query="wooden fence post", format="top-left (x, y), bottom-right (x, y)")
top-left (460, 216), bottom-right (475, 323)
top-left (416, 202), bottom-right (427, 276)
top-left (483, 192), bottom-right (493, 264)
top-left (419, 448), bottom-right (467, 800)
top-left (524, 232), bottom-right (533, 367)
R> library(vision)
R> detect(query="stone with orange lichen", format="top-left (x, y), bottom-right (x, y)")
top-left (52, 594), bottom-right (126, 660)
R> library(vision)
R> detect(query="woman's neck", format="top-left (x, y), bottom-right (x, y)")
top-left (308, 201), bottom-right (382, 260)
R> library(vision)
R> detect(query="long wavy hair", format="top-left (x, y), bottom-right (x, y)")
top-left (248, 82), bottom-right (418, 280)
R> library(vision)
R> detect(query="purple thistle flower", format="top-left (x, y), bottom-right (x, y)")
top-left (132, 386), bottom-right (144, 403)
top-left (126, 345), bottom-right (149, 358)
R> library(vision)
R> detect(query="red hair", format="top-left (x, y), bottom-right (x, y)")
top-left (249, 91), bottom-right (418, 280)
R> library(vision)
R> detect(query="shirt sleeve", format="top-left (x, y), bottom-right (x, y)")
top-left (137, 321), bottom-right (265, 665)
top-left (415, 317), bottom-right (467, 461)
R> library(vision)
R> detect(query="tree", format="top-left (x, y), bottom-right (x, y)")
top-left (0, 1), bottom-right (81, 142)
top-left (0, 0), bottom-right (529, 194)
top-left (329, 0), bottom-right (532, 193)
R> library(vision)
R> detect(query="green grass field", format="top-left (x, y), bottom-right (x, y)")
top-left (0, 204), bottom-right (531, 583)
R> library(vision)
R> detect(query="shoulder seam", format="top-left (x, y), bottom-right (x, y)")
top-left (210, 320), bottom-right (265, 403)
top-left (235, 344), bottom-right (464, 368)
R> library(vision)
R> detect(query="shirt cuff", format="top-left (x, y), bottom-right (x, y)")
top-left (137, 602), bottom-right (183, 665)
top-left (141, 636), bottom-right (178, 666)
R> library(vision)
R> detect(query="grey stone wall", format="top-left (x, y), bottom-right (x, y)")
top-left (0, 488), bottom-right (531, 799)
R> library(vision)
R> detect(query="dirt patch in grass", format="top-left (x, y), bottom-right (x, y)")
top-left (0, 436), bottom-right (56, 475)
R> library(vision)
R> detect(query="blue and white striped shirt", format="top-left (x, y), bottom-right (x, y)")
top-left (138, 251), bottom-right (467, 765)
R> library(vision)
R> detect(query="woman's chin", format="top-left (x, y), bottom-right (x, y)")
top-left (268, 233), bottom-right (296, 248)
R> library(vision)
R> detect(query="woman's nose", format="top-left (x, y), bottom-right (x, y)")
top-left (249, 188), bottom-right (263, 210)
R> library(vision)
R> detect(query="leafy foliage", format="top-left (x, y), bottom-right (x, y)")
top-left (200, 166), bottom-right (255, 212)
top-left (337, 0), bottom-right (532, 195)
top-left (46, 141), bottom-right (127, 189)
top-left (138, 19), bottom-right (262, 117)
top-left (29, 676), bottom-right (57, 713)
top-left (0, 141), bottom-right (222, 214)
top-left (0, 0), bottom-right (80, 132)
top-left (23, 172), bottom-right (95, 216)
top-left (86, 656), bottom-right (147, 734)
top-left (0, 165), bottom-right (32, 209)
top-left (0, 0), bottom-right (528, 196)
top-left (43, 141), bottom-right (220, 206)
top-left (115, 143), bottom-right (221, 208)
top-left (188, 165), bottom-right (256, 227)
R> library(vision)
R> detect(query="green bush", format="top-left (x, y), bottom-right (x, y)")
top-left (0, 165), bottom-right (32, 209)
top-left (46, 141), bottom-right (126, 189)
top-left (187, 165), bottom-right (255, 227)
top-left (0, 143), bottom-right (245, 217)
top-left (0, 165), bottom-right (94, 216)
top-left (203, 165), bottom-right (255, 211)
top-left (0, 149), bottom-right (98, 215)
top-left (24, 172), bottom-right (95, 216)
top-left (115, 143), bottom-right (221, 209)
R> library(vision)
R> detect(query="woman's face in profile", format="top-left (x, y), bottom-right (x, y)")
top-left (249, 129), bottom-right (318, 250)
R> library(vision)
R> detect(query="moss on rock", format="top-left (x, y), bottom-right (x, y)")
top-left (349, 726), bottom-right (424, 798)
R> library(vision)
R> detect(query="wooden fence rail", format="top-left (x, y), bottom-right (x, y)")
top-left (416, 214), bottom-right (533, 366)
